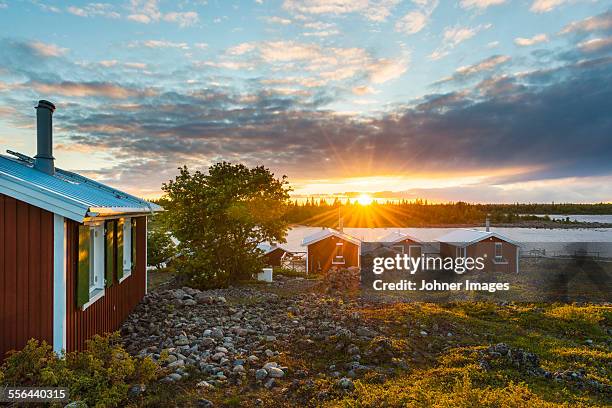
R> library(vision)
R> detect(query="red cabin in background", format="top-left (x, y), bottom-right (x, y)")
top-left (258, 243), bottom-right (291, 267)
top-left (437, 229), bottom-right (520, 273)
top-left (302, 228), bottom-right (361, 274)
top-left (0, 101), bottom-right (162, 359)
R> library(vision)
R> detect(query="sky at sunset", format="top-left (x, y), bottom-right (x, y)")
top-left (0, 0), bottom-right (611, 202)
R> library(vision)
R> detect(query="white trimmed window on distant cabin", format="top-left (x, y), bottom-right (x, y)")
top-left (456, 246), bottom-right (466, 258)
top-left (332, 242), bottom-right (345, 264)
top-left (392, 245), bottom-right (405, 254)
top-left (495, 242), bottom-right (503, 262)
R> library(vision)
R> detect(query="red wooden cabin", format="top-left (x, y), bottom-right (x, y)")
top-left (0, 100), bottom-right (162, 359)
top-left (437, 229), bottom-right (520, 273)
top-left (302, 228), bottom-right (361, 274)
top-left (258, 243), bottom-right (291, 267)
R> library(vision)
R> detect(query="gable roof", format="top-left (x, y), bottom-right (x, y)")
top-left (379, 230), bottom-right (422, 244)
top-left (301, 228), bottom-right (361, 246)
top-left (436, 229), bottom-right (518, 247)
top-left (257, 242), bottom-right (291, 254)
top-left (0, 153), bottom-right (162, 222)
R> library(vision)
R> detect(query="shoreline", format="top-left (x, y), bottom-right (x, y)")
top-left (291, 221), bottom-right (612, 229)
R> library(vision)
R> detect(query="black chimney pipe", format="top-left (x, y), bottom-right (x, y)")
top-left (34, 99), bottom-right (56, 175)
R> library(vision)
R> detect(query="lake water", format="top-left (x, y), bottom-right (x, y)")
top-left (531, 214), bottom-right (612, 223)
top-left (284, 226), bottom-right (612, 257)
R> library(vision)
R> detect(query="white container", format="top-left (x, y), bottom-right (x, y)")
top-left (257, 268), bottom-right (273, 282)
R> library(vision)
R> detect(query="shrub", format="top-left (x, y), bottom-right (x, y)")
top-left (0, 333), bottom-right (158, 408)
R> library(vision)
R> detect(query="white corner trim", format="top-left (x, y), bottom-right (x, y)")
top-left (82, 288), bottom-right (105, 311)
top-left (53, 214), bottom-right (67, 354)
top-left (145, 217), bottom-right (148, 294)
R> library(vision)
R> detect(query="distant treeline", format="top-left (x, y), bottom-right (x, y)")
top-left (283, 199), bottom-right (612, 228)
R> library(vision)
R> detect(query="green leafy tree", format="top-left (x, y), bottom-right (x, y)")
top-left (161, 162), bottom-right (291, 288)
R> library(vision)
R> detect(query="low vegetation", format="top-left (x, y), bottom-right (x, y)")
top-left (0, 334), bottom-right (159, 408)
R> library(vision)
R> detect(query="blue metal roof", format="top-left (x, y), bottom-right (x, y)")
top-left (0, 152), bottom-right (162, 222)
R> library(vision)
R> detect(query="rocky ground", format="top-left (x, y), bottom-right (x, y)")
top-left (122, 276), bottom-right (383, 391)
top-left (120, 273), bottom-right (611, 407)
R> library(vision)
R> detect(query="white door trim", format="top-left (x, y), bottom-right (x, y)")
top-left (52, 214), bottom-right (67, 354)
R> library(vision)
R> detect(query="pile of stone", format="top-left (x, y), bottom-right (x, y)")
top-left (120, 284), bottom-right (381, 387)
top-left (322, 266), bottom-right (360, 293)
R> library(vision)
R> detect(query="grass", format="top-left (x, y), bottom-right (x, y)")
top-left (140, 269), bottom-right (610, 407)
top-left (325, 302), bottom-right (611, 407)
top-left (147, 267), bottom-right (177, 291)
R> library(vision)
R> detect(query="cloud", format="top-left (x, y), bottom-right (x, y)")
top-left (530, 0), bottom-right (566, 13)
top-left (127, 0), bottom-right (161, 23)
top-left (367, 58), bottom-right (409, 84)
top-left (282, 0), bottom-right (400, 22)
top-left (264, 16), bottom-right (292, 25)
top-left (438, 55), bottom-right (511, 83)
top-left (560, 11), bottom-right (612, 35)
top-left (220, 40), bottom-right (408, 87)
top-left (514, 33), bottom-right (549, 46)
top-left (134, 40), bottom-right (190, 49)
top-left (67, 3), bottom-right (120, 18)
top-left (28, 40), bottom-right (68, 57)
top-left (302, 30), bottom-right (340, 37)
top-left (124, 62), bottom-right (148, 69)
top-left (127, 0), bottom-right (198, 27)
top-left (577, 37), bottom-right (612, 53)
top-left (460, 0), bottom-right (506, 9)
top-left (395, 0), bottom-right (438, 35)
top-left (27, 80), bottom-right (155, 99)
top-left (301, 21), bottom-right (339, 36)
top-left (363, 0), bottom-right (401, 22)
top-left (34, 51), bottom-right (609, 199)
top-left (163, 11), bottom-right (199, 27)
top-left (99, 59), bottom-right (118, 67)
top-left (283, 0), bottom-right (367, 15)
top-left (429, 24), bottom-right (491, 60)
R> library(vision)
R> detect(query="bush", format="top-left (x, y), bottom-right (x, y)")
top-left (0, 333), bottom-right (158, 408)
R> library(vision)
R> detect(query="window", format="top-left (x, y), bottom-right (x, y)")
top-left (76, 217), bottom-right (137, 309)
top-left (118, 217), bottom-right (136, 282)
top-left (77, 224), bottom-right (105, 310)
top-left (456, 246), bottom-right (466, 258)
top-left (332, 242), bottom-right (345, 264)
top-left (495, 242), bottom-right (503, 262)
top-left (392, 245), bottom-right (405, 254)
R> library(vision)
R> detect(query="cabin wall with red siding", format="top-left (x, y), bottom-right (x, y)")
top-left (263, 248), bottom-right (286, 267)
top-left (307, 236), bottom-right (359, 274)
top-left (0, 194), bottom-right (54, 359)
top-left (390, 239), bottom-right (422, 255)
top-left (440, 237), bottom-right (518, 273)
top-left (65, 216), bottom-right (147, 352)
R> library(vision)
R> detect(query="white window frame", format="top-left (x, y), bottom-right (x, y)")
top-left (119, 217), bottom-right (132, 282)
top-left (456, 246), bottom-right (466, 258)
top-left (494, 242), bottom-right (506, 263)
top-left (392, 245), bottom-right (405, 254)
top-left (332, 242), bottom-right (345, 264)
top-left (83, 224), bottom-right (105, 310)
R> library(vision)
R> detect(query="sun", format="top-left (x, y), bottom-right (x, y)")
top-left (357, 194), bottom-right (374, 206)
